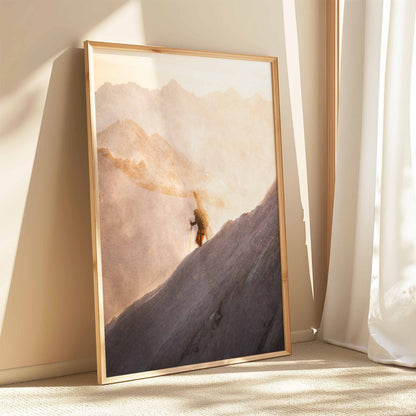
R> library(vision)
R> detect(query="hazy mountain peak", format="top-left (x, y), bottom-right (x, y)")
top-left (250, 92), bottom-right (264, 101)
top-left (116, 117), bottom-right (138, 128)
top-left (97, 118), bottom-right (227, 208)
top-left (111, 118), bottom-right (147, 137)
top-left (162, 78), bottom-right (184, 93)
top-left (167, 78), bottom-right (180, 86)
top-left (225, 87), bottom-right (241, 98)
top-left (203, 87), bottom-right (243, 102)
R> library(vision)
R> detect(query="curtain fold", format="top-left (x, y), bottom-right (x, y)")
top-left (368, 0), bottom-right (416, 367)
top-left (320, 0), bottom-right (416, 367)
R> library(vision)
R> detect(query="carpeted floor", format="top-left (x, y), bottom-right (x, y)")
top-left (1, 341), bottom-right (415, 416)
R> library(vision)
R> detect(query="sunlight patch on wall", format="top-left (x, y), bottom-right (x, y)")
top-left (282, 0), bottom-right (314, 298)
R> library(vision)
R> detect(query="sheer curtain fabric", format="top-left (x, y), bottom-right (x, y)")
top-left (320, 0), bottom-right (416, 367)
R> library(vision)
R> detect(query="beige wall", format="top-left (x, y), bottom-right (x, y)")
top-left (0, 0), bottom-right (326, 382)
top-left (295, 0), bottom-right (327, 322)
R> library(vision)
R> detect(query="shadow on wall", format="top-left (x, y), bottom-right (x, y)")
top-left (0, 0), bottom-right (129, 97)
top-left (0, 0), bottom-right (131, 143)
top-left (0, 49), bottom-right (95, 369)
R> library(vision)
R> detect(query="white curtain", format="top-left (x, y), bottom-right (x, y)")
top-left (320, 0), bottom-right (416, 367)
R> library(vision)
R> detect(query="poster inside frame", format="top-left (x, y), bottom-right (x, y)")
top-left (84, 41), bottom-right (291, 384)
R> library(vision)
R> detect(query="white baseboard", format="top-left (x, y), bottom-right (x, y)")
top-left (0, 356), bottom-right (96, 385)
top-left (291, 328), bottom-right (318, 344)
top-left (0, 328), bottom-right (317, 385)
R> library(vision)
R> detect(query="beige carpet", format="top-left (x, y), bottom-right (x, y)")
top-left (1, 341), bottom-right (415, 416)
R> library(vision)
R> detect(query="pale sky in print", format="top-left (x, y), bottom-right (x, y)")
top-left (93, 48), bottom-right (273, 100)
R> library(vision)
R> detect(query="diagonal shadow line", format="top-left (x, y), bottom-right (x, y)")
top-left (0, 49), bottom-right (95, 370)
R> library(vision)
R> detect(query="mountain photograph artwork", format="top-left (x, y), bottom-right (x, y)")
top-left (88, 45), bottom-right (288, 382)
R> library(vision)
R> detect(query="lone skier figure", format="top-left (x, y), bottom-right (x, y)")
top-left (190, 208), bottom-right (209, 247)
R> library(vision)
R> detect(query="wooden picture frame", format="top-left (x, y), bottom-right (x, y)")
top-left (84, 41), bottom-right (291, 384)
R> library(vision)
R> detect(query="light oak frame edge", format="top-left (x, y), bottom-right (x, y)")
top-left (83, 41), bottom-right (291, 385)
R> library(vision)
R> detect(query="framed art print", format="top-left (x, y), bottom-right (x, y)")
top-left (84, 41), bottom-right (291, 384)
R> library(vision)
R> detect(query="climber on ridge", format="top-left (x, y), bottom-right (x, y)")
top-left (190, 208), bottom-right (209, 247)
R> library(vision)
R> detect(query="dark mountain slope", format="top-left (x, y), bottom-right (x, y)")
top-left (105, 183), bottom-right (284, 377)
